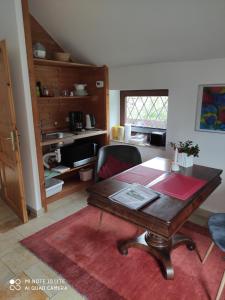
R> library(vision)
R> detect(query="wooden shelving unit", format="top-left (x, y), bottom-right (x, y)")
top-left (44, 160), bottom-right (96, 179)
top-left (46, 178), bottom-right (94, 204)
top-left (22, 1), bottom-right (109, 210)
top-left (45, 161), bottom-right (96, 203)
top-left (37, 96), bottom-right (92, 100)
top-left (34, 58), bottom-right (96, 68)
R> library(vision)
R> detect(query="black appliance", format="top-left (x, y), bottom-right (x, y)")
top-left (69, 111), bottom-right (83, 131)
top-left (60, 141), bottom-right (98, 167)
top-left (150, 131), bottom-right (166, 146)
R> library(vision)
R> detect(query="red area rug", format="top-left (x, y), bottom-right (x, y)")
top-left (21, 206), bottom-right (225, 300)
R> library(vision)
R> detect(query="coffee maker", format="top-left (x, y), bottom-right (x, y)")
top-left (69, 111), bottom-right (83, 131)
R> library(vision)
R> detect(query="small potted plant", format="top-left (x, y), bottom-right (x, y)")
top-left (170, 140), bottom-right (200, 168)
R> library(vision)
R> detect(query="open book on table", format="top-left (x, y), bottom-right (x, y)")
top-left (109, 183), bottom-right (160, 210)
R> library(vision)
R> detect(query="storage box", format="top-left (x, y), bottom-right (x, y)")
top-left (79, 168), bottom-right (93, 181)
top-left (45, 178), bottom-right (64, 198)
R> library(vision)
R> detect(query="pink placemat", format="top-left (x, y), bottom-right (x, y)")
top-left (150, 173), bottom-right (207, 201)
top-left (114, 165), bottom-right (165, 185)
top-left (129, 165), bottom-right (165, 177)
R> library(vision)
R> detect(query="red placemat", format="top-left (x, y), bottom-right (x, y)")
top-left (114, 165), bottom-right (165, 185)
top-left (150, 173), bottom-right (207, 201)
top-left (129, 165), bottom-right (165, 177)
top-left (114, 172), bottom-right (152, 185)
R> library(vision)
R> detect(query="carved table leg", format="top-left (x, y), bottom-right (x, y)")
top-left (118, 230), bottom-right (195, 280)
top-left (172, 234), bottom-right (196, 250)
top-left (118, 232), bottom-right (150, 255)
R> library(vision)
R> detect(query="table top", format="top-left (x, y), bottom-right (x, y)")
top-left (87, 157), bottom-right (222, 238)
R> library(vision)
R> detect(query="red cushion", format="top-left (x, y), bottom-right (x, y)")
top-left (98, 155), bottom-right (134, 179)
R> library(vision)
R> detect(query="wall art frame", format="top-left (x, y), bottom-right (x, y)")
top-left (195, 84), bottom-right (225, 133)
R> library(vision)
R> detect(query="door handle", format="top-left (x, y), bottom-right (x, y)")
top-left (6, 131), bottom-right (15, 151)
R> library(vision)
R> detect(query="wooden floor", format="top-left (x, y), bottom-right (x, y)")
top-left (0, 199), bottom-right (22, 233)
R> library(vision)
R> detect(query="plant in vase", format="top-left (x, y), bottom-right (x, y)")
top-left (170, 140), bottom-right (200, 168)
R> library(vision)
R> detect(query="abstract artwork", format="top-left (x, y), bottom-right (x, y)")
top-left (196, 84), bottom-right (225, 133)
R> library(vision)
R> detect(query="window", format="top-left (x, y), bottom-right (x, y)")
top-left (120, 90), bottom-right (169, 132)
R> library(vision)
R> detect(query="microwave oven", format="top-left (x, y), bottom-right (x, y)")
top-left (60, 141), bottom-right (98, 167)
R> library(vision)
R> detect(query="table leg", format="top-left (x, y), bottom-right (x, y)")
top-left (171, 233), bottom-right (196, 250)
top-left (118, 231), bottom-right (195, 280)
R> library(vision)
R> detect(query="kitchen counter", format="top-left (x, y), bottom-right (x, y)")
top-left (41, 129), bottom-right (108, 146)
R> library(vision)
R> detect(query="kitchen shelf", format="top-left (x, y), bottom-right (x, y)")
top-left (37, 96), bottom-right (92, 100)
top-left (44, 160), bottom-right (96, 179)
top-left (34, 58), bottom-right (97, 68)
top-left (41, 130), bottom-right (108, 146)
top-left (46, 177), bottom-right (94, 204)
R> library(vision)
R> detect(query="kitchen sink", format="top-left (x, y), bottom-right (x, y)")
top-left (42, 132), bottom-right (74, 140)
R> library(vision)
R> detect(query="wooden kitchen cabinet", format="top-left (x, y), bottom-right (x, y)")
top-left (22, 0), bottom-right (109, 210)
top-left (34, 58), bottom-right (108, 134)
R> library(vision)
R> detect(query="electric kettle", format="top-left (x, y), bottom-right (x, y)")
top-left (85, 114), bottom-right (96, 129)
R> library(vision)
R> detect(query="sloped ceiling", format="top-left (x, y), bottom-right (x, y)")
top-left (29, 0), bottom-right (225, 67)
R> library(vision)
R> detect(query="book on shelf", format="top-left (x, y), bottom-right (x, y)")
top-left (109, 183), bottom-right (160, 210)
top-left (51, 165), bottom-right (71, 174)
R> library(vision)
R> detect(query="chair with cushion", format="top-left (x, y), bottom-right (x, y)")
top-left (94, 144), bottom-right (142, 228)
top-left (95, 144), bottom-right (142, 182)
top-left (202, 213), bottom-right (225, 300)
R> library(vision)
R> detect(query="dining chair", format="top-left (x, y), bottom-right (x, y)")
top-left (95, 144), bottom-right (142, 182)
top-left (202, 213), bottom-right (225, 300)
top-left (94, 144), bottom-right (142, 228)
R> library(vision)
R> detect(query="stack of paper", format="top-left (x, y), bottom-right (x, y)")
top-left (109, 183), bottom-right (159, 210)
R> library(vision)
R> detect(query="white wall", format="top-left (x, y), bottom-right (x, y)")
top-left (109, 90), bottom-right (120, 129)
top-left (109, 58), bottom-right (225, 212)
top-left (0, 0), bottom-right (42, 211)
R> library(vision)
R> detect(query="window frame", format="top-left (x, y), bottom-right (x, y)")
top-left (120, 89), bottom-right (169, 134)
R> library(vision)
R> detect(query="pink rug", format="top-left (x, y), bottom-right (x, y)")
top-left (21, 206), bottom-right (225, 300)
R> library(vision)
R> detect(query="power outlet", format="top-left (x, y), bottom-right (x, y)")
top-left (96, 81), bottom-right (104, 88)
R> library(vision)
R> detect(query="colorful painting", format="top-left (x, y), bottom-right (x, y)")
top-left (196, 84), bottom-right (225, 133)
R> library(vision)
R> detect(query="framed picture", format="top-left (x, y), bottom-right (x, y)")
top-left (195, 84), bottom-right (225, 133)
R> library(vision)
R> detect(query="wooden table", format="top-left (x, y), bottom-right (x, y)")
top-left (87, 157), bottom-right (222, 279)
